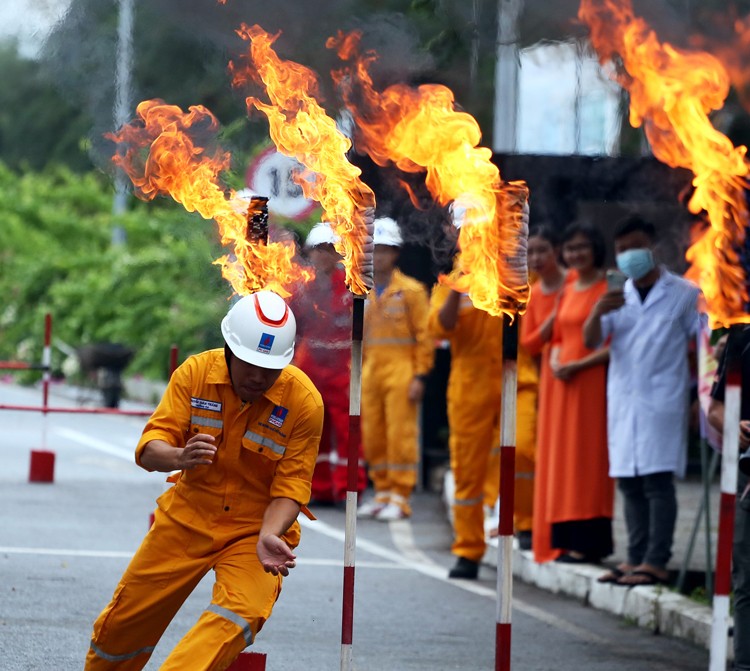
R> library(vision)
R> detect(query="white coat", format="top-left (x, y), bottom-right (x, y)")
top-left (600, 269), bottom-right (700, 478)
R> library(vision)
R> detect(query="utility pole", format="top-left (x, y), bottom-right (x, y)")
top-left (112, 0), bottom-right (135, 245)
top-left (492, 0), bottom-right (523, 154)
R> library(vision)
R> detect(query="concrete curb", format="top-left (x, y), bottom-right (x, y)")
top-left (443, 471), bottom-right (728, 658)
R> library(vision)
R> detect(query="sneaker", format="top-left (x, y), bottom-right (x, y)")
top-left (448, 556), bottom-right (479, 580)
top-left (375, 502), bottom-right (408, 521)
top-left (357, 498), bottom-right (387, 519)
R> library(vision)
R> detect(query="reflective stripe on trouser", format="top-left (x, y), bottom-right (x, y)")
top-left (84, 509), bottom-right (282, 671)
top-left (483, 387), bottom-right (538, 533)
top-left (361, 353), bottom-right (419, 515)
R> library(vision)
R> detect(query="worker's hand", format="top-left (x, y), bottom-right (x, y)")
top-left (257, 534), bottom-right (297, 577)
top-left (178, 433), bottom-right (217, 469)
top-left (407, 377), bottom-right (425, 403)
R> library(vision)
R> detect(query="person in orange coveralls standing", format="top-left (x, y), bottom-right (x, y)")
top-left (292, 222), bottom-right (366, 507)
top-left (358, 216), bottom-right (434, 521)
top-left (84, 291), bottom-right (323, 671)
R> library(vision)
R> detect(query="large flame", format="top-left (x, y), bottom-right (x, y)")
top-left (328, 31), bottom-right (529, 317)
top-left (108, 99), bottom-right (312, 297)
top-left (231, 24), bottom-right (375, 295)
top-left (579, 0), bottom-right (750, 328)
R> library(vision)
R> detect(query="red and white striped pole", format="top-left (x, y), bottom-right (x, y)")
top-left (29, 312), bottom-right (55, 483)
top-left (341, 295), bottom-right (365, 670)
top-left (340, 209), bottom-right (374, 671)
top-left (710, 327), bottom-right (741, 671)
top-left (494, 183), bottom-right (529, 671)
top-left (496, 314), bottom-right (518, 671)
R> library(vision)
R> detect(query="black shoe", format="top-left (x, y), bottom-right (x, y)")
top-left (448, 557), bottom-right (479, 579)
top-left (517, 531), bottom-right (532, 551)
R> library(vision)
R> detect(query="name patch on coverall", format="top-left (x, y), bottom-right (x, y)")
top-left (191, 397), bottom-right (222, 412)
top-left (268, 405), bottom-right (289, 428)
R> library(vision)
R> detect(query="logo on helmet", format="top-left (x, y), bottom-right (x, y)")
top-left (269, 405), bottom-right (289, 428)
top-left (257, 333), bottom-right (275, 354)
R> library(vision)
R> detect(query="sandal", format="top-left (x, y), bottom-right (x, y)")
top-left (597, 567), bottom-right (626, 584)
top-left (616, 569), bottom-right (669, 587)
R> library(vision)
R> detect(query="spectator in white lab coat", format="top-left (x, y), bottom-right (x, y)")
top-left (583, 214), bottom-right (700, 586)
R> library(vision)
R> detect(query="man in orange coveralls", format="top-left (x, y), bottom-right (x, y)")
top-left (358, 216), bottom-right (434, 521)
top-left (84, 290), bottom-right (323, 671)
top-left (429, 207), bottom-right (536, 579)
top-left (291, 222), bottom-right (366, 506)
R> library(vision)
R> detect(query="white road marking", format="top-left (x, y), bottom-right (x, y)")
top-left (0, 546), bottom-right (404, 570)
top-left (53, 427), bottom-right (135, 461)
top-left (300, 516), bottom-right (608, 645)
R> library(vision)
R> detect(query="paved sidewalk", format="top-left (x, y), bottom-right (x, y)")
top-left (444, 471), bottom-right (728, 660)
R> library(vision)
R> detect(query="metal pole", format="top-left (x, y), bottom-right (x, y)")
top-left (341, 295), bottom-right (365, 671)
top-left (496, 314), bottom-right (518, 671)
top-left (112, 0), bottom-right (135, 242)
top-left (710, 327), bottom-right (741, 671)
top-left (492, 0), bottom-right (523, 153)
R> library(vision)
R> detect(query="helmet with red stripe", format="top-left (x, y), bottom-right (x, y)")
top-left (221, 291), bottom-right (296, 369)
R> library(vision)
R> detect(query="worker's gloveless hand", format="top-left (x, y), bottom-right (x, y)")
top-left (407, 377), bottom-right (425, 403)
top-left (257, 534), bottom-right (297, 576)
top-left (179, 433), bottom-right (217, 469)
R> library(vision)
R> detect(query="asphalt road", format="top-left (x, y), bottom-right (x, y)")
top-left (1, 380), bottom-right (712, 670)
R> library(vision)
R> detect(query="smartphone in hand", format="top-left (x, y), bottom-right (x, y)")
top-left (606, 269), bottom-right (627, 291)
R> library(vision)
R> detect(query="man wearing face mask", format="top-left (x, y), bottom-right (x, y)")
top-left (583, 215), bottom-right (700, 586)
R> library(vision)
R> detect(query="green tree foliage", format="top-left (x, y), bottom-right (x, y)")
top-left (0, 162), bottom-right (229, 380)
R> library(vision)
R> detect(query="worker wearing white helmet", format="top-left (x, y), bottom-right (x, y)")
top-left (291, 223), bottom-right (367, 506)
top-left (358, 217), bottom-right (434, 521)
top-left (85, 291), bottom-right (324, 671)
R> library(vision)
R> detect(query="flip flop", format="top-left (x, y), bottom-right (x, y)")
top-left (596, 567), bottom-right (626, 584)
top-left (616, 570), bottom-right (669, 587)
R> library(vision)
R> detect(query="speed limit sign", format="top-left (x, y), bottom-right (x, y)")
top-left (245, 146), bottom-right (317, 221)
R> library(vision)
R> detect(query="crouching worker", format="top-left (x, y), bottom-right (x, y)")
top-left (84, 291), bottom-right (323, 671)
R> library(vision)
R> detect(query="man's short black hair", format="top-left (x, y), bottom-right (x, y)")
top-left (614, 214), bottom-right (657, 242)
top-left (561, 222), bottom-right (607, 269)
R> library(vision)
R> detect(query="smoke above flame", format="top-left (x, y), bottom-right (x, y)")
top-left (579, 0), bottom-right (750, 328)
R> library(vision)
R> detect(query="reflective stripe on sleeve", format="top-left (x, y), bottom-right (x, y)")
top-left (191, 415), bottom-right (223, 429)
top-left (206, 603), bottom-right (254, 646)
top-left (243, 430), bottom-right (286, 456)
top-left (89, 641), bottom-right (156, 662)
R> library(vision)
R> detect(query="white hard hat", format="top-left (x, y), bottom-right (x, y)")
top-left (221, 291), bottom-right (296, 369)
top-left (305, 222), bottom-right (339, 248)
top-left (373, 217), bottom-right (402, 247)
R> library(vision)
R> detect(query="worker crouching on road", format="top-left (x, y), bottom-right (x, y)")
top-left (291, 222), bottom-right (367, 507)
top-left (358, 217), bottom-right (434, 521)
top-left (84, 291), bottom-right (323, 671)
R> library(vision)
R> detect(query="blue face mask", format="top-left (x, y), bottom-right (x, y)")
top-left (615, 248), bottom-right (655, 280)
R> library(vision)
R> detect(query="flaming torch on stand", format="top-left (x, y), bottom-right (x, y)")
top-left (229, 25), bottom-right (375, 671)
top-left (579, 1), bottom-right (750, 667)
top-left (329, 31), bottom-right (530, 671)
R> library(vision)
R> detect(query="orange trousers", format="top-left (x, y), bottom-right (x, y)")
top-left (84, 508), bottom-right (282, 671)
top-left (361, 354), bottom-right (420, 514)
